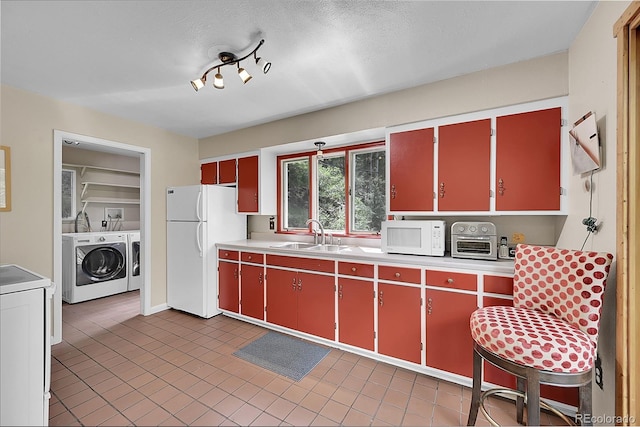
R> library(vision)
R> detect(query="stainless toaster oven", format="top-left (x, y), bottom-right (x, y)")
top-left (451, 221), bottom-right (497, 260)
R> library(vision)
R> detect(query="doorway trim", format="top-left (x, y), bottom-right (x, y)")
top-left (52, 130), bottom-right (152, 344)
top-left (614, 1), bottom-right (640, 422)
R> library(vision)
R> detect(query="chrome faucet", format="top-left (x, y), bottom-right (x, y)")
top-left (306, 219), bottom-right (325, 245)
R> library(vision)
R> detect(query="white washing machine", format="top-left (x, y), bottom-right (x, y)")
top-left (62, 232), bottom-right (128, 303)
top-left (127, 231), bottom-right (141, 291)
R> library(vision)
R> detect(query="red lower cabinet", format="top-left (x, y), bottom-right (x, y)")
top-left (425, 289), bottom-right (477, 377)
top-left (338, 278), bottom-right (374, 351)
top-left (265, 267), bottom-right (335, 340)
top-left (377, 283), bottom-right (421, 364)
top-left (265, 268), bottom-right (297, 330)
top-left (296, 272), bottom-right (335, 340)
top-left (240, 264), bottom-right (264, 320)
top-left (218, 260), bottom-right (239, 313)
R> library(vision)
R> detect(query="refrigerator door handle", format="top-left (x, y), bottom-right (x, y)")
top-left (196, 222), bottom-right (203, 257)
top-left (196, 190), bottom-right (203, 222)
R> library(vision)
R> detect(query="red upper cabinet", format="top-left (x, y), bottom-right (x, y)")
top-left (201, 162), bottom-right (217, 184)
top-left (218, 159), bottom-right (237, 184)
top-left (437, 119), bottom-right (491, 211)
top-left (237, 155), bottom-right (259, 213)
top-left (388, 127), bottom-right (434, 212)
top-left (495, 107), bottom-right (562, 211)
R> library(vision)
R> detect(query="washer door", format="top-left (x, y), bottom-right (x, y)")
top-left (131, 241), bottom-right (140, 276)
top-left (76, 243), bottom-right (126, 286)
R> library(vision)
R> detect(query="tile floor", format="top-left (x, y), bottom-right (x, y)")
top-left (50, 291), bottom-right (563, 426)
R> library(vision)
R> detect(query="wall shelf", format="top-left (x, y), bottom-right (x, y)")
top-left (80, 181), bottom-right (140, 198)
top-left (62, 163), bottom-right (139, 178)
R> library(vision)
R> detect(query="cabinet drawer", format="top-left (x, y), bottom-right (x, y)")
top-left (484, 275), bottom-right (514, 295)
top-left (241, 252), bottom-right (264, 264)
top-left (426, 270), bottom-right (476, 291)
top-left (266, 254), bottom-right (334, 274)
top-left (338, 262), bottom-right (374, 278)
top-left (378, 265), bottom-right (421, 284)
top-left (483, 296), bottom-right (513, 308)
top-left (218, 249), bottom-right (239, 261)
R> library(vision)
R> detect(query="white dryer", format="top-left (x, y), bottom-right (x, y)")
top-left (127, 231), bottom-right (141, 291)
top-left (62, 232), bottom-right (128, 303)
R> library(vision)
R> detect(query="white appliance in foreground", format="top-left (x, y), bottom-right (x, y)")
top-left (1, 265), bottom-right (54, 426)
top-left (166, 185), bottom-right (246, 318)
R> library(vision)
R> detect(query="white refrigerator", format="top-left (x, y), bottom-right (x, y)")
top-left (166, 185), bottom-right (246, 318)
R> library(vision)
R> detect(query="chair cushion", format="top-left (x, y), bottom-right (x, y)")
top-left (470, 305), bottom-right (595, 373)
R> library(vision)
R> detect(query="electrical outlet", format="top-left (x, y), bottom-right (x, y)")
top-left (269, 216), bottom-right (275, 230)
top-left (595, 353), bottom-right (603, 390)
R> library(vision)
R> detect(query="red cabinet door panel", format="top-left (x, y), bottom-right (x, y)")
top-left (337, 262), bottom-right (374, 278)
top-left (241, 264), bottom-right (264, 320)
top-left (238, 155), bottom-right (259, 213)
top-left (484, 275), bottom-right (514, 295)
top-left (438, 119), bottom-right (491, 211)
top-left (218, 249), bottom-right (239, 261)
top-left (218, 159), bottom-right (237, 184)
top-left (378, 283), bottom-right (421, 364)
top-left (201, 162), bottom-right (217, 184)
top-left (426, 270), bottom-right (476, 291)
top-left (266, 255), bottom-right (334, 274)
top-left (378, 265), bottom-right (421, 284)
top-left (218, 261), bottom-right (239, 313)
top-left (338, 278), bottom-right (374, 350)
top-left (265, 268), bottom-right (297, 330)
top-left (296, 272), bottom-right (335, 340)
top-left (496, 107), bottom-right (561, 211)
top-left (389, 128), bottom-right (434, 211)
top-left (426, 289), bottom-right (477, 377)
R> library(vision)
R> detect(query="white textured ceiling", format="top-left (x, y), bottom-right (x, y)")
top-left (1, 1), bottom-right (596, 140)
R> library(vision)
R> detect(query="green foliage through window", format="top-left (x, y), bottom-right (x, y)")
top-left (280, 144), bottom-right (385, 235)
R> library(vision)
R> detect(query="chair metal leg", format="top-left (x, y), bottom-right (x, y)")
top-left (467, 348), bottom-right (483, 426)
top-left (579, 380), bottom-right (593, 426)
top-left (516, 377), bottom-right (525, 425)
top-left (525, 368), bottom-right (540, 427)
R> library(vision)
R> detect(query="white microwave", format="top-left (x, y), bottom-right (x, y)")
top-left (381, 220), bottom-right (446, 256)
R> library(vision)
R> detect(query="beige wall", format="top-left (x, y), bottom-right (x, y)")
top-left (560, 0), bottom-right (630, 419)
top-left (199, 52), bottom-right (569, 157)
top-left (0, 85), bottom-right (200, 307)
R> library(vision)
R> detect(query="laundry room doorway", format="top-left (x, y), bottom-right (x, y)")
top-left (52, 131), bottom-right (151, 345)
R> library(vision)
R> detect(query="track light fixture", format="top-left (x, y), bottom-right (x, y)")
top-left (190, 39), bottom-right (270, 92)
top-left (314, 141), bottom-right (326, 159)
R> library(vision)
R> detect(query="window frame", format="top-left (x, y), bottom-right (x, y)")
top-left (61, 168), bottom-right (77, 220)
top-left (277, 140), bottom-right (385, 238)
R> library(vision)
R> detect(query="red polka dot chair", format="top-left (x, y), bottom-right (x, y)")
top-left (467, 244), bottom-right (614, 426)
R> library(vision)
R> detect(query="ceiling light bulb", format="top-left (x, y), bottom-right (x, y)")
top-left (314, 141), bottom-right (326, 159)
top-left (238, 67), bottom-right (252, 84)
top-left (213, 70), bottom-right (224, 89)
top-left (191, 77), bottom-right (205, 92)
top-left (256, 57), bottom-right (271, 74)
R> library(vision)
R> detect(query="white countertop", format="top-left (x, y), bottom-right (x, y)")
top-left (217, 239), bottom-right (515, 275)
top-left (0, 265), bottom-right (51, 295)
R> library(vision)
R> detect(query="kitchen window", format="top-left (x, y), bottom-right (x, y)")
top-left (279, 142), bottom-right (385, 236)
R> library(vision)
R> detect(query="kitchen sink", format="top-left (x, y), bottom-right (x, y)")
top-left (305, 244), bottom-right (350, 252)
top-left (270, 242), bottom-right (318, 250)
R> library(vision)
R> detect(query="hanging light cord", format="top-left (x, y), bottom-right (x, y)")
top-left (580, 170), bottom-right (595, 251)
